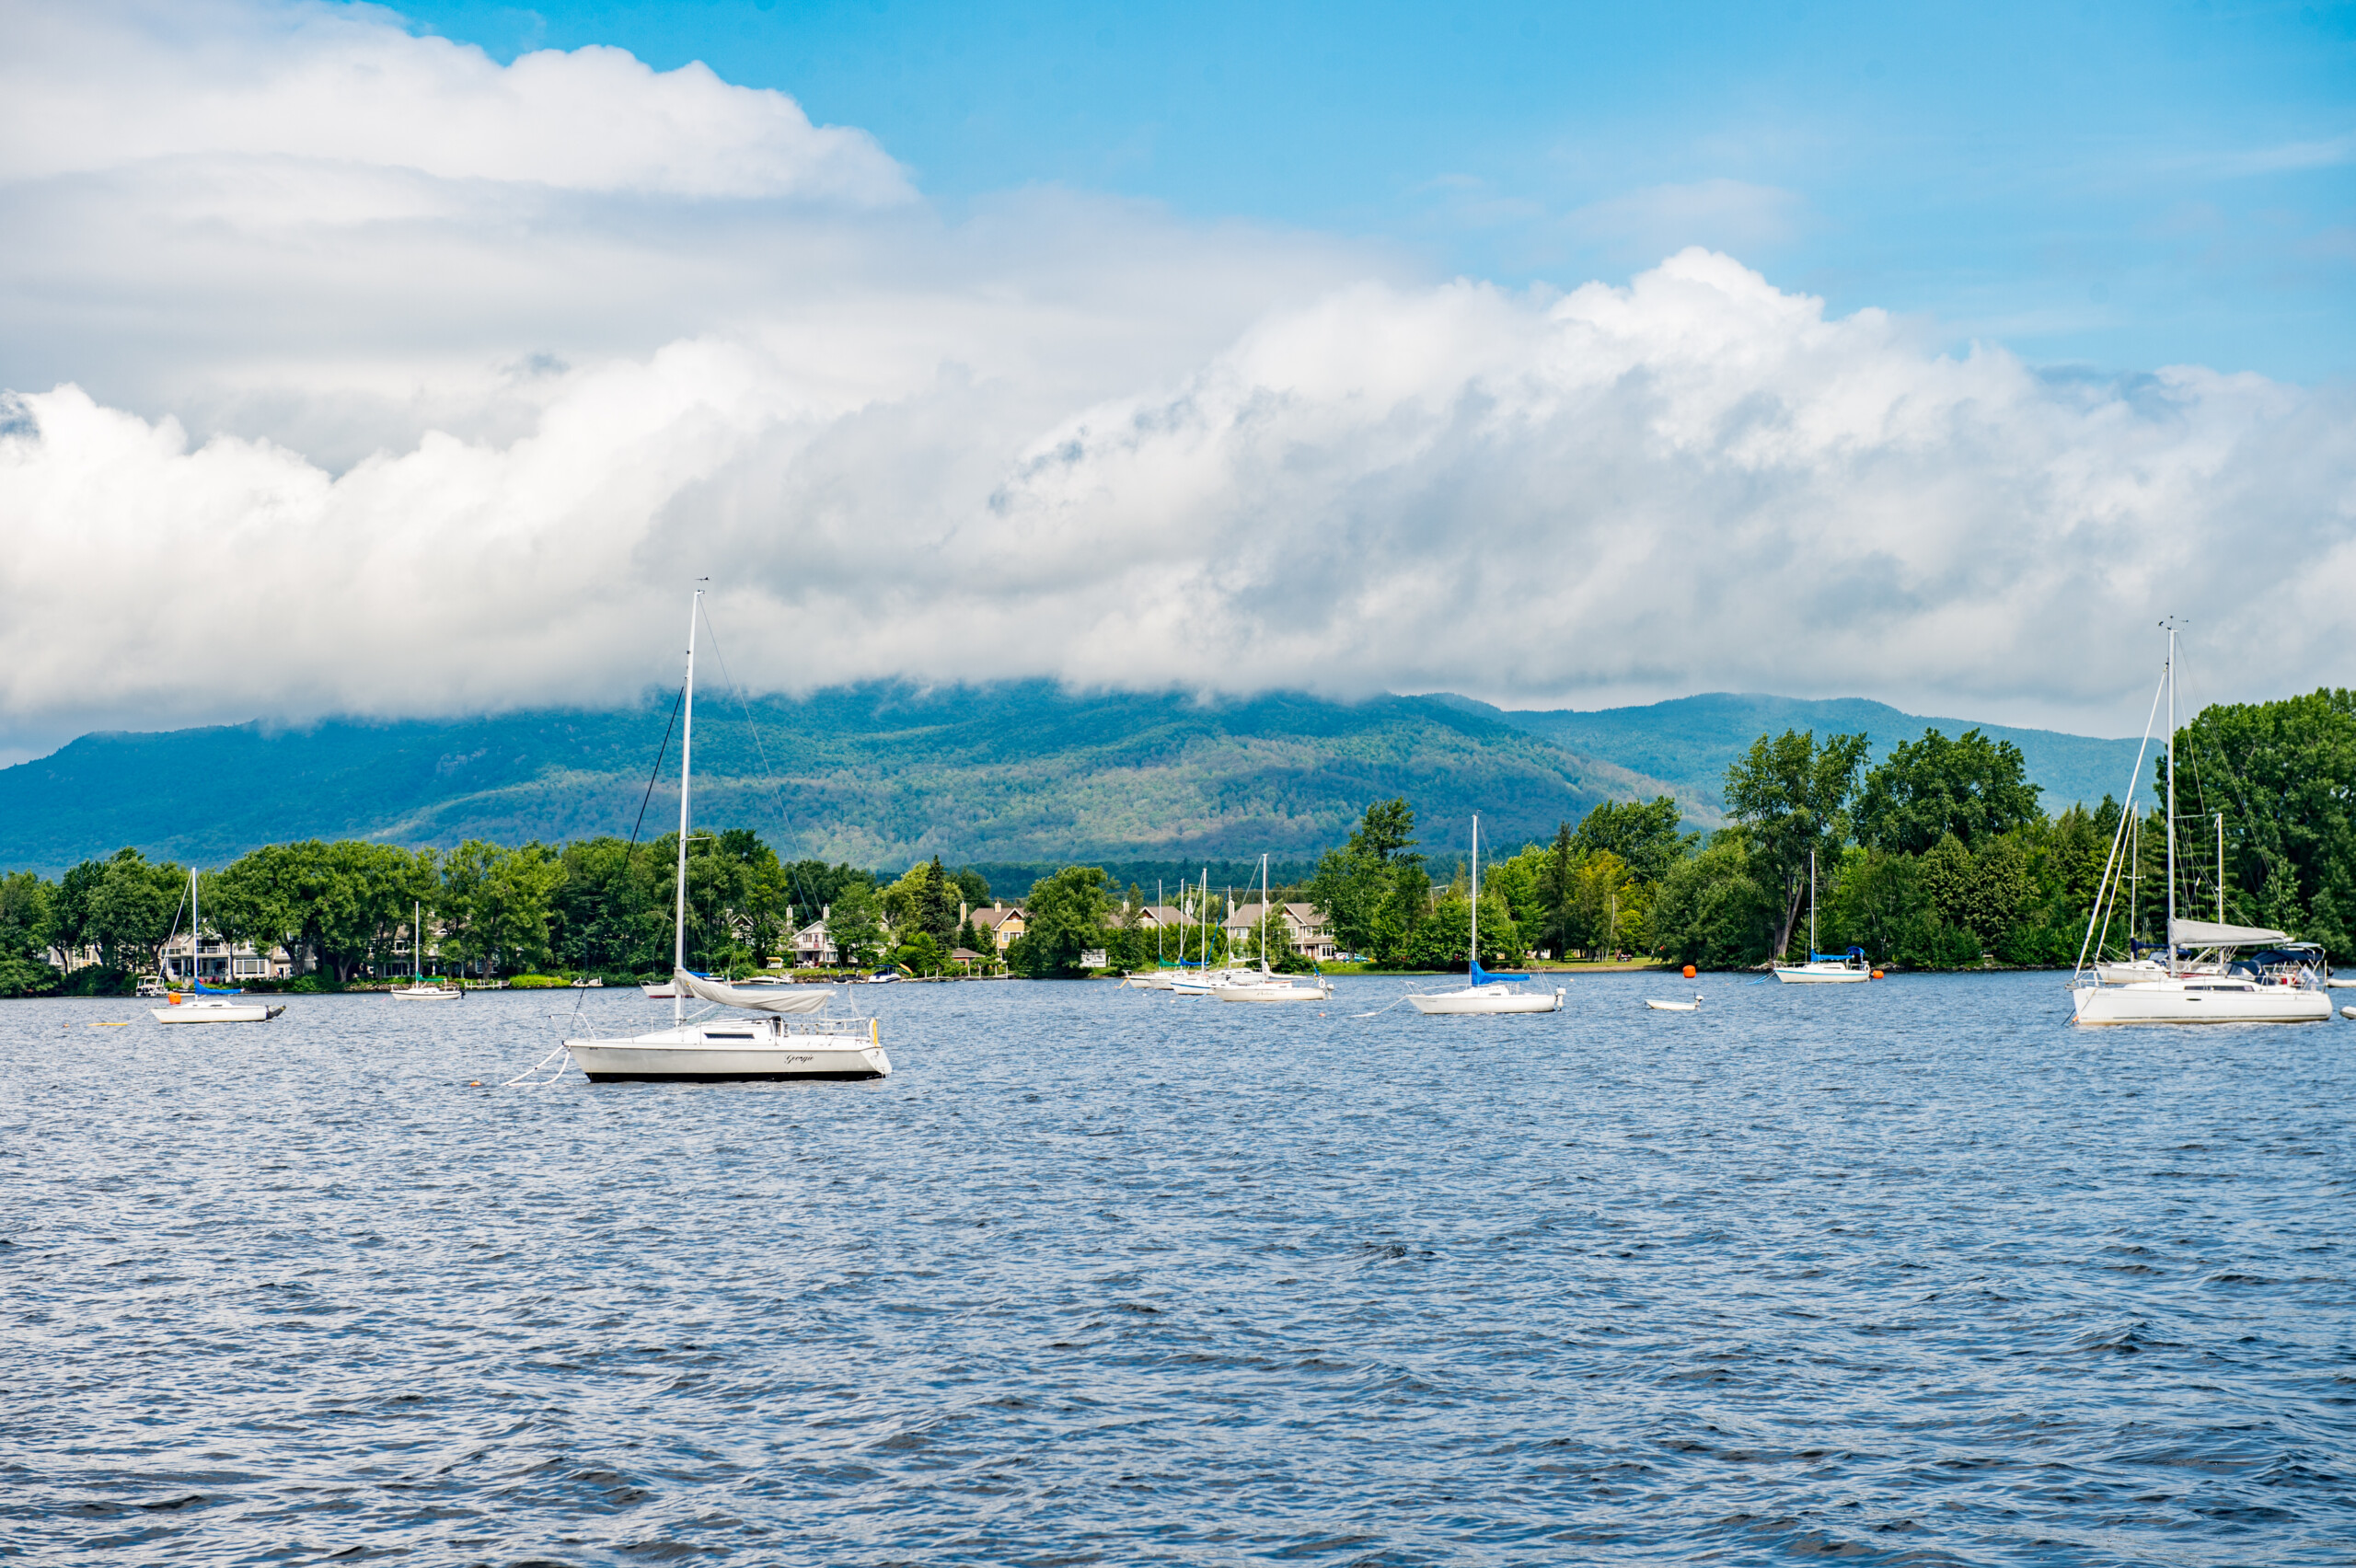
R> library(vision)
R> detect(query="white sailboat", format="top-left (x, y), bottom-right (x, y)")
top-left (151, 868), bottom-right (282, 1023)
top-left (390, 900), bottom-right (463, 999)
top-left (1406, 816), bottom-right (1565, 1015)
top-left (1772, 850), bottom-right (1871, 983)
top-left (2070, 622), bottom-right (2331, 1025)
top-left (1168, 869), bottom-right (1263, 994)
top-left (1213, 855), bottom-right (1333, 1004)
top-left (560, 591), bottom-right (892, 1082)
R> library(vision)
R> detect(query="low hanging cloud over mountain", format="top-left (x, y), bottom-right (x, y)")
top-left (2, 0), bottom-right (2350, 760)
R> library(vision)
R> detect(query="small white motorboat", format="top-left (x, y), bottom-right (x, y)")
top-left (1645, 995), bottom-right (1703, 1011)
top-left (570, 976), bottom-right (605, 988)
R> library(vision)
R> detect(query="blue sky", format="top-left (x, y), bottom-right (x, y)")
top-left (1, 0), bottom-right (2351, 755)
top-left (396, 0), bottom-right (2356, 381)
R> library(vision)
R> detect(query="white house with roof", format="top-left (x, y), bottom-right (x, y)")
top-left (158, 930), bottom-right (294, 982)
top-left (790, 909), bottom-right (843, 968)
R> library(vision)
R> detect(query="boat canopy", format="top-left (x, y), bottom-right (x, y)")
top-left (676, 968), bottom-right (831, 1014)
top-left (2169, 918), bottom-right (2292, 949)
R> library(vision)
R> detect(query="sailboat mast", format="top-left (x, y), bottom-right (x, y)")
top-left (191, 868), bottom-right (199, 987)
top-left (2217, 812), bottom-right (2224, 923)
top-left (1470, 815), bottom-right (1479, 979)
top-left (1809, 848), bottom-right (1817, 956)
top-left (1261, 853), bottom-right (1270, 974)
top-left (415, 899), bottom-right (422, 986)
top-left (2165, 622), bottom-right (2177, 968)
top-left (675, 590), bottom-right (700, 1024)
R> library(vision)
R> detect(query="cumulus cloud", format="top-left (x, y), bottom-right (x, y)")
top-left (0, 0), bottom-right (908, 200)
top-left (2, 1), bottom-right (2351, 761)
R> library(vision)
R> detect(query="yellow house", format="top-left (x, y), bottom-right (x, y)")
top-left (966, 902), bottom-right (1027, 952)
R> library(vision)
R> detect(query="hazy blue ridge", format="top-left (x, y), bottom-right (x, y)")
top-left (0, 683), bottom-right (1668, 876)
top-left (0, 684), bottom-right (2146, 876)
top-left (1437, 693), bottom-right (2146, 816)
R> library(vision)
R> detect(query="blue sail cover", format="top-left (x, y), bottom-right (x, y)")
top-left (1807, 947), bottom-right (1865, 964)
top-left (192, 977), bottom-right (244, 995)
top-left (1469, 959), bottom-right (1529, 986)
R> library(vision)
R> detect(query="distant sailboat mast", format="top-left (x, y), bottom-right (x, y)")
top-left (2165, 620), bottom-right (2177, 973)
top-left (1470, 814), bottom-right (1479, 980)
top-left (674, 590), bottom-right (700, 1026)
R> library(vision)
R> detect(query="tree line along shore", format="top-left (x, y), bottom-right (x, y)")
top-left (2, 692), bottom-right (2348, 996)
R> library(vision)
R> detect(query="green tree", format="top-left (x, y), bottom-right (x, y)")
top-left (1007, 865), bottom-right (1111, 977)
top-left (2174, 687), bottom-right (2356, 952)
top-left (1403, 891), bottom-right (1522, 968)
top-left (1573, 796), bottom-right (1696, 886)
top-left (549, 837), bottom-right (670, 974)
top-left (882, 857), bottom-right (961, 944)
top-left (0, 870), bottom-right (58, 997)
top-left (64, 848), bottom-right (184, 976)
top-left (1648, 832), bottom-right (1776, 967)
top-left (1724, 729), bottom-right (1873, 960)
top-left (1309, 798), bottom-right (1424, 960)
top-left (824, 879), bottom-right (887, 970)
top-left (1854, 728), bottom-right (2043, 854)
top-left (440, 839), bottom-right (563, 977)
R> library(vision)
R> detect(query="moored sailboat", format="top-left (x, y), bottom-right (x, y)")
top-left (2069, 622), bottom-right (2331, 1025)
top-left (1405, 816), bottom-right (1565, 1015)
top-left (151, 869), bottom-right (282, 1023)
top-left (560, 590), bottom-right (891, 1081)
top-left (390, 900), bottom-right (463, 999)
top-left (1212, 855), bottom-right (1333, 1004)
top-left (1773, 851), bottom-right (1872, 983)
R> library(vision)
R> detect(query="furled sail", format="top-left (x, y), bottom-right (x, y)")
top-left (2168, 919), bottom-right (2292, 950)
top-left (675, 968), bottom-right (832, 1013)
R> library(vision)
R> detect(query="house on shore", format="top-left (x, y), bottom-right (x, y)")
top-left (965, 902), bottom-right (1026, 953)
top-left (1220, 902), bottom-right (1340, 963)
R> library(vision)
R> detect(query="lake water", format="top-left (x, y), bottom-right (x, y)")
top-left (4, 973), bottom-right (2351, 1564)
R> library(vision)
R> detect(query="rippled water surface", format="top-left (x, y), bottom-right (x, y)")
top-left (6, 974), bottom-right (2353, 1564)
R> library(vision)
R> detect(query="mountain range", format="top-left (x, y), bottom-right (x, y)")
top-left (0, 684), bottom-right (2142, 878)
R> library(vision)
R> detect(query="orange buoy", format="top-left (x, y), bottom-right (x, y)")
top-left (1681, 964), bottom-right (1697, 979)
top-left (1870, 970), bottom-right (1884, 979)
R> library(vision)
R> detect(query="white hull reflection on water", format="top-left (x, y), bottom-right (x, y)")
top-left (11, 975), bottom-right (2356, 1565)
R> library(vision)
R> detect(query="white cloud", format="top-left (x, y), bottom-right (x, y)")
top-left (0, 0), bottom-right (908, 201)
top-left (1, 1), bottom-right (2351, 761)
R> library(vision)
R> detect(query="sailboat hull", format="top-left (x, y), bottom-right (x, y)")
top-left (2071, 982), bottom-right (2331, 1025)
top-left (1213, 982), bottom-right (1332, 1003)
top-left (563, 1019), bottom-right (892, 1081)
top-left (152, 1001), bottom-right (279, 1023)
top-left (1772, 965), bottom-right (1870, 984)
top-left (1405, 987), bottom-right (1563, 1014)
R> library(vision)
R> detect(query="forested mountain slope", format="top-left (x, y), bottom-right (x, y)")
top-left (1451, 693), bottom-right (2143, 815)
top-left (0, 685), bottom-right (1665, 874)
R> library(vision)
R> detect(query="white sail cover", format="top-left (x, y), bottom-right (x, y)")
top-left (675, 969), bottom-right (832, 1013)
top-left (2168, 919), bottom-right (2292, 949)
